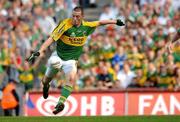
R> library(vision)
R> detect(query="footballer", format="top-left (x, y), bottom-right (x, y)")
top-left (27, 6), bottom-right (125, 114)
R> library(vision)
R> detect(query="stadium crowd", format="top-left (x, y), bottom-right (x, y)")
top-left (0, 0), bottom-right (180, 96)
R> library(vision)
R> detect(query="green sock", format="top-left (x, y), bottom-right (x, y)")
top-left (59, 85), bottom-right (73, 104)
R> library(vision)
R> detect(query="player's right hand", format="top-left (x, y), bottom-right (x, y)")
top-left (26, 51), bottom-right (40, 63)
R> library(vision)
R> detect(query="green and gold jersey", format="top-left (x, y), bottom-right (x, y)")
top-left (50, 18), bottom-right (99, 60)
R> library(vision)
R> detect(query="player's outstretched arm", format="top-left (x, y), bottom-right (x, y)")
top-left (27, 37), bottom-right (54, 63)
top-left (99, 19), bottom-right (125, 26)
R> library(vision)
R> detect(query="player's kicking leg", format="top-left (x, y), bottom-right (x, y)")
top-left (52, 84), bottom-right (73, 114)
top-left (53, 61), bottom-right (77, 114)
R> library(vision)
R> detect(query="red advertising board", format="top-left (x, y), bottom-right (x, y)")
top-left (25, 92), bottom-right (125, 116)
top-left (25, 91), bottom-right (180, 116)
top-left (128, 92), bottom-right (180, 115)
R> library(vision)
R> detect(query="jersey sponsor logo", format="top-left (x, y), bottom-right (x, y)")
top-left (60, 35), bottom-right (87, 46)
top-left (69, 37), bottom-right (84, 44)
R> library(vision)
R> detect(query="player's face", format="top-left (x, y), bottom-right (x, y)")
top-left (72, 11), bottom-right (83, 27)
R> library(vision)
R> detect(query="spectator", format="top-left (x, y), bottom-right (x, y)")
top-left (157, 65), bottom-right (175, 89)
top-left (54, 0), bottom-right (68, 23)
top-left (18, 62), bottom-right (34, 91)
top-left (79, 53), bottom-right (93, 69)
top-left (96, 66), bottom-right (114, 88)
top-left (16, 30), bottom-right (31, 58)
top-left (0, 0), bottom-right (179, 98)
top-left (134, 69), bottom-right (147, 87)
top-left (112, 46), bottom-right (126, 70)
top-left (101, 36), bottom-right (115, 60)
top-left (174, 67), bottom-right (180, 90)
top-left (38, 9), bottom-right (56, 35)
top-left (1, 80), bottom-right (19, 116)
top-left (96, 81), bottom-right (108, 90)
top-left (117, 63), bottom-right (136, 89)
top-left (166, 54), bottom-right (176, 75)
top-left (147, 62), bottom-right (157, 87)
top-left (99, 4), bottom-right (116, 20)
top-left (83, 76), bottom-right (96, 91)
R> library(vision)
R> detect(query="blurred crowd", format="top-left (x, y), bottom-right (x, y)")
top-left (0, 0), bottom-right (180, 95)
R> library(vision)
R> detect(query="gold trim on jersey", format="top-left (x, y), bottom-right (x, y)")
top-left (51, 18), bottom-right (73, 41)
top-left (50, 18), bottom-right (99, 41)
top-left (60, 35), bottom-right (87, 46)
top-left (82, 20), bottom-right (99, 27)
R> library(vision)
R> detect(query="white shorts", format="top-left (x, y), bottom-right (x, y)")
top-left (45, 51), bottom-right (77, 78)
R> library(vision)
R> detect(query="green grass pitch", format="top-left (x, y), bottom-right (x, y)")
top-left (1, 115), bottom-right (180, 122)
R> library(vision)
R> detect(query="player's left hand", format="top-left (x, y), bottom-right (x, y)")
top-left (116, 19), bottom-right (125, 26)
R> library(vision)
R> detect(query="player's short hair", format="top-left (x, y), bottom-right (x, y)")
top-left (73, 6), bottom-right (84, 15)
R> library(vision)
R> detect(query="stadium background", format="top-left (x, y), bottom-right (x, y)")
top-left (0, 0), bottom-right (180, 119)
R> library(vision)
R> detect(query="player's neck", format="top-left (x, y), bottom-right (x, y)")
top-left (75, 23), bottom-right (81, 27)
top-left (74, 21), bottom-right (82, 27)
